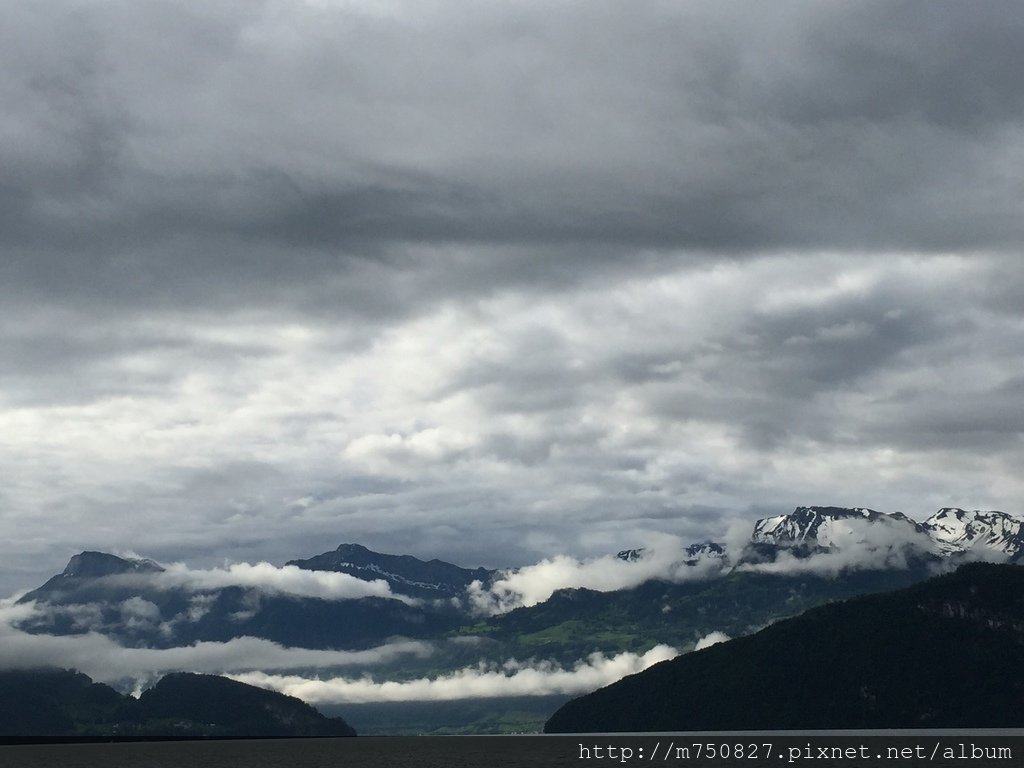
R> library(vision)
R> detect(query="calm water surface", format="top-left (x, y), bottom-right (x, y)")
top-left (2, 733), bottom-right (1021, 768)
top-left (0, 737), bottom-right (578, 768)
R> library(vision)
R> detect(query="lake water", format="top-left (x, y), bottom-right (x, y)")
top-left (0, 737), bottom-right (578, 768)
top-left (1, 733), bottom-right (1021, 767)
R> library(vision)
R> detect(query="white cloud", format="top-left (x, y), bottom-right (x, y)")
top-left (120, 597), bottom-right (161, 630)
top-left (694, 631), bottom-right (730, 650)
top-left (230, 644), bottom-right (679, 704)
top-left (736, 516), bottom-right (940, 577)
top-left (467, 534), bottom-right (724, 615)
top-left (149, 562), bottom-right (416, 604)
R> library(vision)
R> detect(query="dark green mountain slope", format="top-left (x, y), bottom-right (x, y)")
top-left (0, 669), bottom-right (355, 740)
top-left (139, 673), bottom-right (355, 737)
top-left (469, 567), bottom-right (932, 663)
top-left (545, 563), bottom-right (1024, 732)
top-left (0, 669), bottom-right (130, 738)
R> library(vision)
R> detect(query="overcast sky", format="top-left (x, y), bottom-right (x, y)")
top-left (2, 0), bottom-right (1023, 595)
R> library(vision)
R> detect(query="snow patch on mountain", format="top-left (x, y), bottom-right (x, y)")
top-left (921, 508), bottom-right (1024, 558)
top-left (749, 505), bottom-right (1024, 561)
top-left (751, 506), bottom-right (925, 550)
top-left (464, 505), bottom-right (1024, 615)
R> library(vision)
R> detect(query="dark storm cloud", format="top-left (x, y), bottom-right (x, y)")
top-left (2, 0), bottom-right (1024, 306)
top-left (766, 2), bottom-right (1024, 131)
top-left (2, 0), bottom-right (1024, 595)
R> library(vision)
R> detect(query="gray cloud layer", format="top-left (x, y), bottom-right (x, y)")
top-left (2, 0), bottom-right (1023, 594)
top-left (5, 1), bottom-right (1024, 263)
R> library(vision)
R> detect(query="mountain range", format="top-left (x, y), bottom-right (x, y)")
top-left (13, 505), bottom-right (1024, 661)
top-left (748, 505), bottom-right (1024, 560)
top-left (6, 504), bottom-right (1024, 734)
top-left (618, 506), bottom-right (1024, 570)
top-left (695, 505), bottom-right (1024, 566)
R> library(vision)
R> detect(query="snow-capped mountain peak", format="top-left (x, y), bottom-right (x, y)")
top-left (750, 506), bottom-right (921, 550)
top-left (921, 508), bottom-right (1024, 558)
top-left (683, 541), bottom-right (725, 564)
top-left (746, 505), bottom-right (1024, 563)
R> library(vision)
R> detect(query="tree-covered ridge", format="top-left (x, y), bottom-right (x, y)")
top-left (465, 566), bottom-right (932, 664)
top-left (545, 563), bottom-right (1024, 732)
top-left (0, 669), bottom-right (355, 740)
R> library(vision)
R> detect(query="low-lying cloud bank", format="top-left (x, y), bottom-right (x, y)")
top-left (40, 560), bottom-right (416, 606)
top-left (152, 562), bottom-right (413, 603)
top-left (467, 534), bottom-right (721, 615)
top-left (0, 599), bottom-right (430, 685)
top-left (231, 644), bottom-right (678, 704)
